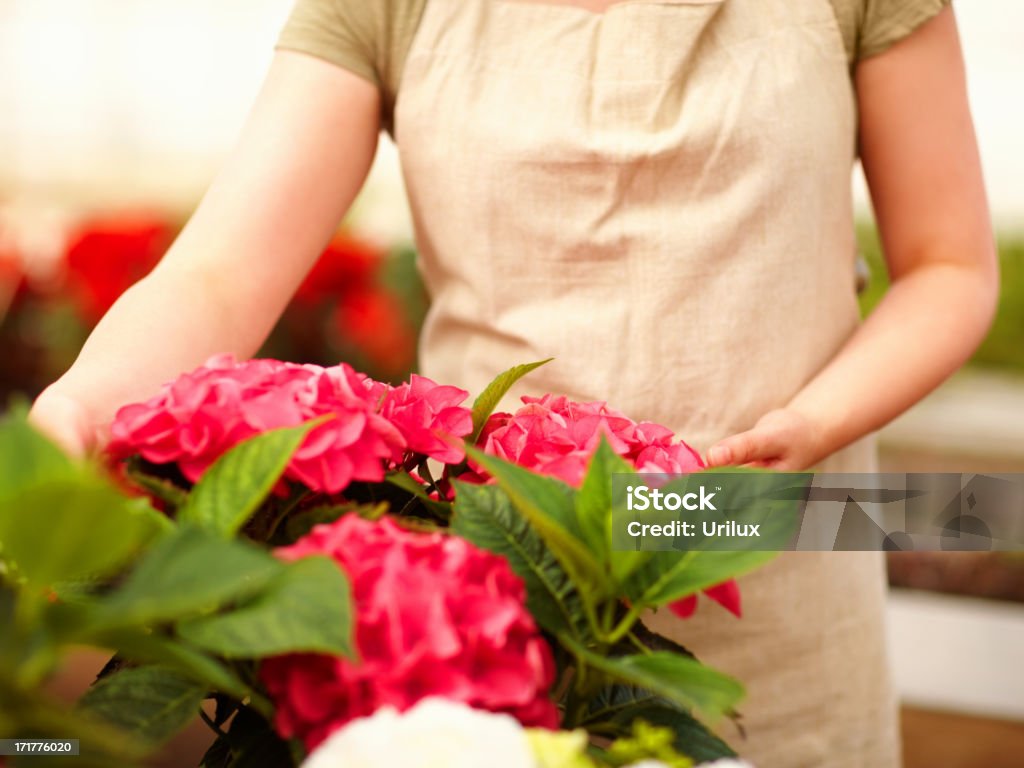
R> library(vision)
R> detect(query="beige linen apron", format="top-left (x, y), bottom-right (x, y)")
top-left (394, 0), bottom-right (898, 765)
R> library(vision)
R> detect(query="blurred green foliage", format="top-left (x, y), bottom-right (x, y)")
top-left (0, 411), bottom-right (354, 768)
top-left (857, 224), bottom-right (1024, 372)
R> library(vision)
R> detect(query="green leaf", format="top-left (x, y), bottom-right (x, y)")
top-left (580, 685), bottom-right (737, 763)
top-left (280, 501), bottom-right (386, 544)
top-left (0, 585), bottom-right (63, 690)
top-left (0, 412), bottom-right (75, 500)
top-left (178, 420), bottom-right (323, 537)
top-left (384, 471), bottom-right (453, 517)
top-left (78, 666), bottom-right (206, 746)
top-left (83, 629), bottom-right (254, 705)
top-left (576, 439), bottom-right (652, 585)
top-left (0, 477), bottom-right (161, 587)
top-left (123, 458), bottom-right (189, 510)
top-left (177, 555), bottom-right (354, 659)
top-left (562, 637), bottom-right (743, 721)
top-left (96, 526), bottom-right (283, 626)
top-left (626, 619), bottom-right (695, 659)
top-left (626, 550), bottom-right (776, 609)
top-left (0, 672), bottom-right (150, 767)
top-left (452, 482), bottom-right (587, 639)
top-left (470, 359), bottom-right (552, 441)
top-left (464, 448), bottom-right (613, 601)
top-left (575, 439), bottom-right (627, 555)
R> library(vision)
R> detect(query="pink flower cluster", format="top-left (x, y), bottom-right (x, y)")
top-left (379, 375), bottom-right (472, 466)
top-left (473, 394), bottom-right (705, 487)
top-left (107, 356), bottom-right (472, 494)
top-left (261, 516), bottom-right (559, 750)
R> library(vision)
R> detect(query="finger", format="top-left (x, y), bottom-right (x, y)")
top-left (709, 429), bottom-right (785, 467)
top-left (28, 392), bottom-right (95, 458)
top-left (32, 416), bottom-right (87, 458)
top-left (707, 432), bottom-right (755, 467)
top-left (759, 456), bottom-right (802, 472)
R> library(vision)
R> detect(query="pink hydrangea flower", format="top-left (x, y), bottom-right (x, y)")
top-left (378, 374), bottom-right (473, 465)
top-left (473, 394), bottom-right (704, 487)
top-left (261, 516), bottom-right (559, 750)
top-left (107, 355), bottom-right (403, 494)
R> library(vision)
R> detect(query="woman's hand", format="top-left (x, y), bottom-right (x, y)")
top-left (28, 387), bottom-right (98, 458)
top-left (707, 409), bottom-right (826, 471)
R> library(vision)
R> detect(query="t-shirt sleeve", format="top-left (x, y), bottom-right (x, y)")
top-left (275, 0), bottom-right (380, 87)
top-left (857, 0), bottom-right (951, 60)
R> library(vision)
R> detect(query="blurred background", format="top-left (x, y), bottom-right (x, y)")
top-left (0, 1), bottom-right (1021, 766)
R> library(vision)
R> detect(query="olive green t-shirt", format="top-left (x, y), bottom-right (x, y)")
top-left (276, 0), bottom-right (951, 133)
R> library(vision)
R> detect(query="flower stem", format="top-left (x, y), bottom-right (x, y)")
top-left (605, 602), bottom-right (645, 645)
top-left (262, 488), bottom-right (310, 543)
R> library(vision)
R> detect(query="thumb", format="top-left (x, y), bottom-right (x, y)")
top-left (28, 390), bottom-right (96, 458)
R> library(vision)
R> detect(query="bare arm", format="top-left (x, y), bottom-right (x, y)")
top-left (29, 51), bottom-right (381, 454)
top-left (708, 7), bottom-right (998, 470)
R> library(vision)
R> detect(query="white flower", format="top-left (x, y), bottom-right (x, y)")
top-left (300, 698), bottom-right (757, 768)
top-left (300, 698), bottom-right (537, 768)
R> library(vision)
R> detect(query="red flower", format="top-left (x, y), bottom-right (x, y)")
top-left (668, 579), bottom-right (742, 619)
top-left (474, 395), bottom-right (704, 487)
top-left (107, 356), bottom-right (403, 493)
top-left (261, 516), bottom-right (559, 750)
top-left (0, 246), bottom-right (29, 310)
top-left (332, 290), bottom-right (417, 377)
top-left (0, 247), bottom-right (21, 289)
top-left (295, 235), bottom-right (381, 307)
top-left (291, 234), bottom-right (417, 377)
top-left (379, 374), bottom-right (473, 465)
top-left (64, 214), bottom-right (173, 322)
